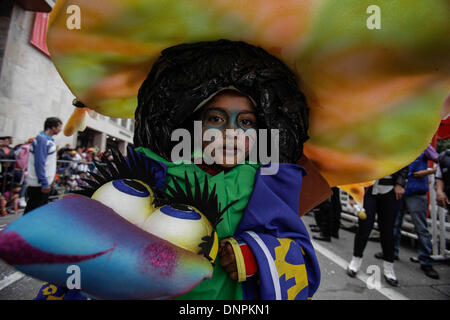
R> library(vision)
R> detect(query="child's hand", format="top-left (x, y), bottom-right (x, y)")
top-left (219, 239), bottom-right (238, 281)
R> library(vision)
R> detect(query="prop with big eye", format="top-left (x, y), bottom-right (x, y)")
top-left (91, 176), bottom-right (220, 261)
top-left (142, 204), bottom-right (218, 262)
top-left (92, 179), bottom-right (156, 226)
top-left (76, 148), bottom-right (228, 262)
top-left (0, 148), bottom-right (228, 299)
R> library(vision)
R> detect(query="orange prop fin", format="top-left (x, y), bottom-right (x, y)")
top-left (64, 107), bottom-right (87, 136)
top-left (338, 181), bottom-right (374, 220)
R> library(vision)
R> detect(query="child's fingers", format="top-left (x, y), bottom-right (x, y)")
top-left (219, 246), bottom-right (236, 267)
top-left (219, 242), bottom-right (233, 256)
top-left (220, 251), bottom-right (235, 268)
top-left (229, 271), bottom-right (238, 281)
top-left (219, 239), bottom-right (228, 248)
top-left (224, 261), bottom-right (237, 274)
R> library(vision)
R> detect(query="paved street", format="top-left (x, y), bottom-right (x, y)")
top-left (0, 211), bottom-right (449, 300)
top-left (304, 213), bottom-right (450, 300)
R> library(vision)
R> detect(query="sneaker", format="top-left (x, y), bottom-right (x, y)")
top-left (383, 261), bottom-right (398, 287)
top-left (347, 256), bottom-right (362, 277)
top-left (421, 265), bottom-right (439, 279)
top-left (19, 198), bottom-right (27, 208)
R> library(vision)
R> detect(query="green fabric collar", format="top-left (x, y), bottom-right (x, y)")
top-left (135, 147), bottom-right (260, 238)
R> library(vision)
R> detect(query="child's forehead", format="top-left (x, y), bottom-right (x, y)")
top-left (202, 92), bottom-right (256, 114)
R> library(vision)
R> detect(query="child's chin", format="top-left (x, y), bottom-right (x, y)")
top-left (218, 162), bottom-right (238, 168)
top-left (219, 154), bottom-right (246, 168)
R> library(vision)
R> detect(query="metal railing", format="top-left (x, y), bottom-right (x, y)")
top-left (0, 158), bottom-right (98, 205)
top-left (428, 175), bottom-right (450, 260)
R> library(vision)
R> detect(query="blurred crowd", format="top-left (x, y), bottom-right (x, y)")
top-left (56, 145), bottom-right (113, 194)
top-left (0, 135), bottom-right (111, 215)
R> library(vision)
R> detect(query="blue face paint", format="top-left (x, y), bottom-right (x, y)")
top-left (202, 108), bottom-right (257, 132)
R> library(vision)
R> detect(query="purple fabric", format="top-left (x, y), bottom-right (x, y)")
top-left (425, 144), bottom-right (439, 162)
top-left (236, 163), bottom-right (321, 300)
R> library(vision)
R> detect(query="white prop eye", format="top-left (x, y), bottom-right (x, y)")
top-left (142, 204), bottom-right (213, 253)
top-left (92, 179), bottom-right (155, 226)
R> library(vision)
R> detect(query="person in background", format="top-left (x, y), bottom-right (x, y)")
top-left (0, 137), bottom-right (13, 157)
top-left (1, 183), bottom-right (21, 216)
top-left (312, 187), bottom-right (342, 242)
top-left (77, 153), bottom-right (89, 174)
top-left (0, 137), bottom-right (13, 171)
top-left (436, 148), bottom-right (450, 209)
top-left (347, 166), bottom-right (408, 287)
top-left (389, 145), bottom-right (440, 279)
top-left (15, 137), bottom-right (34, 208)
top-left (70, 148), bottom-right (82, 173)
top-left (85, 147), bottom-right (99, 171)
top-left (0, 152), bottom-right (18, 212)
top-left (24, 117), bottom-right (62, 214)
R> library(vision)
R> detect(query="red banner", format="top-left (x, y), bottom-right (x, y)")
top-left (435, 116), bottom-right (450, 141)
top-left (30, 12), bottom-right (50, 56)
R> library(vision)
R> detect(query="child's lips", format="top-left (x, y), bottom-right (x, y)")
top-left (223, 146), bottom-right (241, 155)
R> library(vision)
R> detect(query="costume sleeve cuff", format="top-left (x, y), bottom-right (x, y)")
top-left (224, 237), bottom-right (258, 282)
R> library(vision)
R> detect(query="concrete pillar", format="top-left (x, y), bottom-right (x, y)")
top-left (118, 140), bottom-right (127, 155)
top-left (94, 132), bottom-right (106, 152)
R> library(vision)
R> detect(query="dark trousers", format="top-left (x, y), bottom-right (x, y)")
top-left (315, 187), bottom-right (341, 237)
top-left (23, 186), bottom-right (49, 214)
top-left (353, 189), bottom-right (399, 263)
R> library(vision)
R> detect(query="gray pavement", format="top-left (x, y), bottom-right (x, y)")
top-left (302, 214), bottom-right (450, 300)
top-left (0, 211), bottom-right (449, 300)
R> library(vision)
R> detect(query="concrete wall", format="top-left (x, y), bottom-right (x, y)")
top-left (0, 5), bottom-right (76, 148)
top-left (0, 5), bottom-right (134, 151)
top-left (0, 0), bottom-right (14, 76)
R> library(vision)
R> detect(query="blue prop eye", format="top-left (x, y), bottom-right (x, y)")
top-left (160, 205), bottom-right (201, 220)
top-left (112, 179), bottom-right (150, 197)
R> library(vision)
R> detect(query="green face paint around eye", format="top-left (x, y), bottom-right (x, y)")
top-left (202, 108), bottom-right (257, 132)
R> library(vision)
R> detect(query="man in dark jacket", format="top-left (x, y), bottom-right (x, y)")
top-left (391, 146), bottom-right (440, 279)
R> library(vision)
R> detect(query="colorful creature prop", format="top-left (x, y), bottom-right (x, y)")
top-left (0, 148), bottom-right (228, 299)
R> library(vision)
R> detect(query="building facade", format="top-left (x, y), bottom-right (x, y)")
top-left (0, 1), bottom-right (134, 154)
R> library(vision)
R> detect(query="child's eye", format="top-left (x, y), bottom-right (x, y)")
top-left (207, 116), bottom-right (224, 124)
top-left (239, 118), bottom-right (256, 128)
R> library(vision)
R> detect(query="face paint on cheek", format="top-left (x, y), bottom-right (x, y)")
top-left (229, 111), bottom-right (257, 132)
top-left (202, 109), bottom-right (227, 131)
top-left (228, 111), bottom-right (240, 130)
top-left (203, 123), bottom-right (224, 131)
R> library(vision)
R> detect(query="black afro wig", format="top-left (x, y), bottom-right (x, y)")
top-left (134, 39), bottom-right (309, 163)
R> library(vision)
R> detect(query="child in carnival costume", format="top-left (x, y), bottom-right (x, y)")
top-left (35, 39), bottom-right (324, 301)
top-left (132, 40), bottom-right (322, 299)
